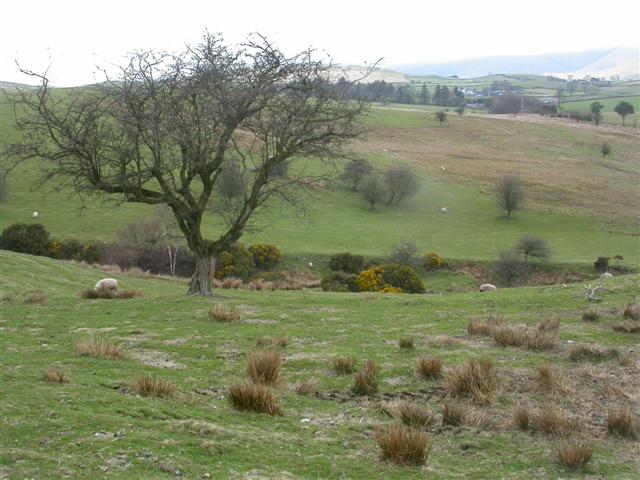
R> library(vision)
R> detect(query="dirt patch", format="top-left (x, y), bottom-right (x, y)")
top-left (129, 349), bottom-right (185, 370)
top-left (73, 327), bottom-right (117, 334)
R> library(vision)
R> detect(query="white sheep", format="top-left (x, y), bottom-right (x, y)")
top-left (440, 207), bottom-right (448, 214)
top-left (95, 278), bottom-right (118, 291)
top-left (32, 211), bottom-right (39, 219)
top-left (600, 272), bottom-right (613, 279)
top-left (479, 283), bottom-right (497, 292)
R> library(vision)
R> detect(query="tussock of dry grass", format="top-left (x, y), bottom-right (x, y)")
top-left (492, 325), bottom-right (528, 347)
top-left (467, 315), bottom-right (503, 336)
top-left (134, 375), bottom-right (177, 398)
top-left (525, 330), bottom-right (556, 351)
top-left (569, 344), bottom-right (619, 362)
top-left (554, 440), bottom-right (592, 470)
top-left (534, 363), bottom-right (558, 391)
top-left (208, 304), bottom-right (240, 322)
top-left (24, 289), bottom-right (47, 304)
top-left (75, 337), bottom-right (125, 359)
top-left (375, 425), bottom-right (432, 466)
top-left (291, 379), bottom-right (319, 396)
top-left (227, 383), bottom-right (282, 415)
top-left (245, 280), bottom-right (275, 291)
top-left (513, 404), bottom-right (531, 430)
top-left (398, 337), bottom-right (414, 349)
top-left (622, 302), bottom-right (640, 320)
top-left (442, 402), bottom-right (465, 426)
top-left (221, 277), bottom-right (243, 289)
top-left (43, 367), bottom-right (69, 384)
top-left (331, 356), bottom-right (355, 375)
top-left (397, 402), bottom-right (435, 429)
top-left (256, 336), bottom-right (289, 347)
top-left (246, 349), bottom-right (283, 385)
top-left (534, 406), bottom-right (577, 435)
top-left (612, 322), bottom-right (640, 333)
top-left (581, 308), bottom-right (601, 322)
top-left (80, 289), bottom-right (143, 299)
top-left (416, 356), bottom-right (443, 380)
top-left (352, 360), bottom-right (378, 396)
top-left (446, 358), bottom-right (497, 404)
top-left (607, 407), bottom-right (637, 439)
top-left (537, 317), bottom-right (560, 332)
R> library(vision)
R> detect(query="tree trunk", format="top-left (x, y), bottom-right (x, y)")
top-left (188, 253), bottom-right (215, 296)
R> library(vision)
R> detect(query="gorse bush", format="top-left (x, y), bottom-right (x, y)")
top-left (249, 244), bottom-right (282, 270)
top-left (320, 272), bottom-right (359, 292)
top-left (422, 252), bottom-right (443, 270)
top-left (357, 266), bottom-right (386, 292)
top-left (0, 223), bottom-right (50, 256)
top-left (356, 264), bottom-right (424, 293)
top-left (328, 252), bottom-right (364, 274)
top-left (214, 243), bottom-right (255, 280)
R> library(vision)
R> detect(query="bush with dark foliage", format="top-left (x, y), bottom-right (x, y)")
top-left (328, 252), bottom-right (364, 274)
top-left (381, 264), bottom-right (425, 293)
top-left (0, 223), bottom-right (50, 256)
top-left (321, 272), bottom-right (360, 292)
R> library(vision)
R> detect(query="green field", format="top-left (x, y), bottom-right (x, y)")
top-left (1, 251), bottom-right (639, 478)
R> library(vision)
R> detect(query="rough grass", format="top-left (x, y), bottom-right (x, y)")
top-left (397, 402), bottom-right (435, 429)
top-left (581, 308), bottom-right (601, 322)
top-left (554, 440), bottom-right (593, 470)
top-left (133, 375), bottom-right (177, 398)
top-left (606, 407), bottom-right (637, 439)
top-left (331, 356), bottom-right (355, 375)
top-left (75, 337), bottom-right (125, 359)
top-left (246, 349), bottom-right (283, 385)
top-left (352, 360), bottom-right (378, 395)
top-left (568, 344), bottom-right (619, 362)
top-left (416, 355), bottom-right (443, 380)
top-left (446, 358), bottom-right (497, 404)
top-left (612, 322), bottom-right (640, 333)
top-left (291, 379), bottom-right (319, 396)
top-left (256, 336), bottom-right (289, 347)
top-left (80, 289), bottom-right (143, 299)
top-left (42, 367), bottom-right (69, 384)
top-left (398, 337), bottom-right (414, 349)
top-left (622, 302), bottom-right (640, 320)
top-left (467, 315), bottom-right (503, 336)
top-left (227, 383), bottom-right (282, 415)
top-left (513, 404), bottom-right (531, 430)
top-left (208, 303), bottom-right (240, 322)
top-left (442, 402), bottom-right (465, 426)
top-left (375, 425), bottom-right (433, 466)
top-left (534, 406), bottom-right (577, 436)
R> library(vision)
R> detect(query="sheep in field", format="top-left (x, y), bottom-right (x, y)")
top-left (95, 278), bottom-right (118, 291)
top-left (479, 283), bottom-right (497, 292)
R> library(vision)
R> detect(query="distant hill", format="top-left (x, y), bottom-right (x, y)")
top-left (0, 81), bottom-right (38, 92)
top-left (330, 65), bottom-right (408, 84)
top-left (389, 47), bottom-right (639, 79)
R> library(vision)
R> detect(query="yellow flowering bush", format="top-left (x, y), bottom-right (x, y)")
top-left (249, 244), bottom-right (282, 270)
top-left (357, 266), bottom-right (386, 292)
top-left (423, 252), bottom-right (443, 270)
top-left (380, 286), bottom-right (403, 294)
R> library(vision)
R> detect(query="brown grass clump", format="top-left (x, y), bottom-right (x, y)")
top-left (535, 406), bottom-right (576, 436)
top-left (80, 289), bottom-right (143, 299)
top-left (43, 367), bottom-right (69, 384)
top-left (581, 308), bottom-right (601, 322)
top-left (291, 379), bottom-right (319, 396)
top-left (221, 277), bottom-right (243, 289)
top-left (569, 344), bottom-right (619, 362)
top-left (537, 317), bottom-right (560, 332)
top-left (246, 349), bottom-right (283, 385)
top-left (612, 323), bottom-right (640, 333)
top-left (554, 440), bottom-right (592, 470)
top-left (24, 289), bottom-right (47, 304)
top-left (513, 404), bottom-right (531, 430)
top-left (133, 375), bottom-right (177, 398)
top-left (398, 337), bottom-right (414, 350)
top-left (534, 363), bottom-right (557, 390)
top-left (416, 356), bottom-right (443, 380)
top-left (375, 425), bottom-right (433, 466)
top-left (256, 336), bottom-right (289, 347)
top-left (606, 407), bottom-right (637, 439)
top-left (467, 315), bottom-right (503, 336)
top-left (525, 330), bottom-right (556, 351)
top-left (75, 337), bottom-right (125, 359)
top-left (397, 402), bottom-right (435, 429)
top-left (441, 402), bottom-right (465, 426)
top-left (492, 325), bottom-right (527, 347)
top-left (331, 356), bottom-right (355, 375)
top-left (227, 383), bottom-right (282, 415)
top-left (446, 358), bottom-right (497, 404)
top-left (352, 360), bottom-right (378, 396)
top-left (622, 302), bottom-right (640, 320)
top-left (208, 304), bottom-right (240, 322)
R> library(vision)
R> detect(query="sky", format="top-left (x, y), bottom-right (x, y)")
top-left (1, 0), bottom-right (638, 86)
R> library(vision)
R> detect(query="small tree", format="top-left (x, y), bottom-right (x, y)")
top-left (387, 240), bottom-right (420, 268)
top-left (614, 101), bottom-right (634, 126)
top-left (494, 251), bottom-right (529, 286)
top-left (600, 142), bottom-right (611, 159)
top-left (456, 105), bottom-right (465, 116)
top-left (384, 165), bottom-right (419, 206)
top-left (435, 111), bottom-right (447, 126)
top-left (515, 236), bottom-right (550, 264)
top-left (341, 159), bottom-right (373, 191)
top-left (360, 174), bottom-right (385, 210)
top-left (590, 101), bottom-right (604, 126)
top-left (496, 175), bottom-right (523, 218)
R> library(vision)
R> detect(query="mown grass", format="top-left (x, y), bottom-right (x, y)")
top-left (0, 251), bottom-right (639, 478)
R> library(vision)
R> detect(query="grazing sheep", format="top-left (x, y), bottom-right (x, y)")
top-left (32, 211), bottom-right (38, 219)
top-left (440, 207), bottom-right (448, 213)
top-left (600, 272), bottom-right (613, 279)
top-left (479, 283), bottom-right (497, 292)
top-left (95, 278), bottom-right (118, 291)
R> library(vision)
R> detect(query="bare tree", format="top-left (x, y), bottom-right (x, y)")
top-left (7, 33), bottom-right (370, 295)
top-left (435, 111), bottom-right (447, 126)
top-left (341, 159), bottom-right (372, 191)
top-left (359, 174), bottom-right (385, 210)
top-left (384, 165), bottom-right (419, 206)
top-left (515, 235), bottom-right (550, 264)
top-left (496, 175), bottom-right (523, 218)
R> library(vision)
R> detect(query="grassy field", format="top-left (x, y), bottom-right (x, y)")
top-left (1, 251), bottom-right (639, 479)
top-left (560, 95), bottom-right (640, 126)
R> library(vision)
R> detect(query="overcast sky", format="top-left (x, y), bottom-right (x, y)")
top-left (2, 0), bottom-right (638, 86)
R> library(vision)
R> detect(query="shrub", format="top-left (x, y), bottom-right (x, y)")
top-left (494, 251), bottom-right (529, 286)
top-left (352, 359), bottom-right (378, 395)
top-left (249, 244), bottom-right (282, 270)
top-left (341, 159), bottom-right (373, 191)
top-left (416, 356), bottom-right (443, 380)
top-left (375, 425), bottom-right (432, 466)
top-left (594, 256), bottom-right (610, 272)
top-left (43, 367), bottom-right (69, 384)
top-left (381, 264), bottom-right (425, 293)
top-left (606, 407), bottom-right (637, 439)
top-left (442, 402), bottom-right (465, 426)
top-left (75, 338), bottom-right (125, 359)
top-left (397, 402), bottom-right (435, 428)
top-left (513, 404), bottom-right (530, 430)
top-left (208, 304), bottom-right (240, 322)
top-left (246, 350), bottom-right (283, 385)
top-left (399, 337), bottom-right (414, 349)
top-left (328, 252), bottom-right (364, 274)
top-left (387, 240), bottom-right (420, 268)
top-left (321, 272), bottom-right (359, 292)
top-left (227, 383), bottom-right (282, 415)
top-left (380, 286), bottom-right (403, 293)
top-left (554, 441), bottom-right (592, 470)
top-left (515, 236), bottom-right (550, 263)
top-left (332, 356), bottom-right (355, 375)
top-left (133, 376), bottom-right (177, 398)
top-left (356, 266), bottom-right (386, 292)
top-left (214, 244), bottom-right (255, 281)
top-left (359, 174), bottom-right (386, 210)
top-left (422, 252), bottom-right (443, 270)
top-left (0, 223), bottom-right (50, 256)
top-left (384, 166), bottom-right (419, 206)
top-left (446, 358), bottom-right (497, 404)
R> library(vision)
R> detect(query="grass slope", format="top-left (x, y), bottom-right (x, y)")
top-left (1, 251), bottom-right (639, 478)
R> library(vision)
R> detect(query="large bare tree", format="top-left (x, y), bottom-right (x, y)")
top-left (8, 33), bottom-right (369, 295)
